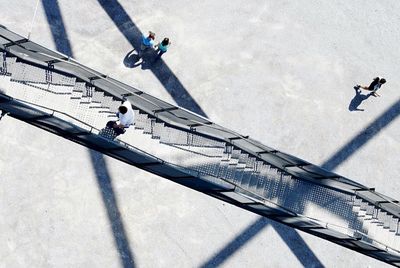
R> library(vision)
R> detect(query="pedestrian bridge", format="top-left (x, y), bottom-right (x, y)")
top-left (1, 26), bottom-right (400, 266)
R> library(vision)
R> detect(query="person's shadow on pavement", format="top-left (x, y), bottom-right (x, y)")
top-left (123, 49), bottom-right (142, 68)
top-left (349, 86), bottom-right (372, 112)
top-left (123, 49), bottom-right (159, 69)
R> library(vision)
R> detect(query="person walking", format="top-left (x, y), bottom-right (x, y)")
top-left (105, 100), bottom-right (135, 138)
top-left (154, 37), bottom-right (171, 60)
top-left (140, 31), bottom-right (156, 56)
top-left (355, 77), bottom-right (386, 97)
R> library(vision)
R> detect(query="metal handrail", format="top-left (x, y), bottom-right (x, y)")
top-left (2, 94), bottom-right (400, 256)
top-left (1, 40), bottom-right (354, 183)
top-left (0, 93), bottom-right (161, 161)
top-left (1, 30), bottom-right (399, 219)
top-left (354, 189), bottom-right (400, 213)
top-left (306, 215), bottom-right (400, 254)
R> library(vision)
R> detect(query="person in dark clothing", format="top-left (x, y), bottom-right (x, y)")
top-left (355, 77), bottom-right (386, 97)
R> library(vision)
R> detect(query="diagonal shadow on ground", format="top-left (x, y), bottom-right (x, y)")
top-left (200, 217), bottom-right (324, 268)
top-left (323, 98), bottom-right (400, 171)
top-left (41, 1), bottom-right (135, 267)
top-left (201, 98), bottom-right (400, 266)
top-left (95, 0), bottom-right (327, 266)
top-left (254, 98), bottom-right (400, 264)
top-left (41, 0), bottom-right (72, 57)
top-left (96, 0), bottom-right (207, 117)
top-left (89, 151), bottom-right (136, 268)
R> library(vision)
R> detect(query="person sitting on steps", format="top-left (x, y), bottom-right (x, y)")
top-left (105, 100), bottom-right (135, 137)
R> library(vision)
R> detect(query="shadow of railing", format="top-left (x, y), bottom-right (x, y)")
top-left (41, 1), bottom-right (135, 267)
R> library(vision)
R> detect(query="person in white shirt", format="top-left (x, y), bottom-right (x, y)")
top-left (106, 100), bottom-right (134, 137)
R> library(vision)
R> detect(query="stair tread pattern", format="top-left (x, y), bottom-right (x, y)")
top-left (1, 54), bottom-right (400, 252)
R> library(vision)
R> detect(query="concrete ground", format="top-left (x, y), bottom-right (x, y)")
top-left (1, 0), bottom-right (399, 267)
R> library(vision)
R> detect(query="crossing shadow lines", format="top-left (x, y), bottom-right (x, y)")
top-left (95, 1), bottom-right (325, 266)
top-left (200, 217), bottom-right (324, 268)
top-left (200, 97), bottom-right (400, 266)
top-left (42, 1), bottom-right (136, 267)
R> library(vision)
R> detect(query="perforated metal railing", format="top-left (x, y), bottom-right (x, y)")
top-left (1, 26), bottom-right (400, 266)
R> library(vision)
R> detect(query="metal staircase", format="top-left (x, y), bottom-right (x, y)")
top-left (1, 26), bottom-right (400, 266)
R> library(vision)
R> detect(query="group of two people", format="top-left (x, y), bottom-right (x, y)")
top-left (140, 31), bottom-right (171, 59)
top-left (104, 32), bottom-right (173, 138)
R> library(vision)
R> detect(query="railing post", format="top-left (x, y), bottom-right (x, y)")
top-left (1, 51), bottom-right (7, 74)
top-left (46, 62), bottom-right (54, 84)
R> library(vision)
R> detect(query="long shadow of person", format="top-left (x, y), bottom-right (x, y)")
top-left (349, 87), bottom-right (372, 112)
top-left (123, 49), bottom-right (142, 68)
top-left (123, 49), bottom-right (159, 69)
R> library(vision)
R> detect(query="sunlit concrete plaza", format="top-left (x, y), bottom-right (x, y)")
top-left (0, 1), bottom-right (399, 267)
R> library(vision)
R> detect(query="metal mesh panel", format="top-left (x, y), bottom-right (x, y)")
top-left (2, 52), bottom-right (400, 255)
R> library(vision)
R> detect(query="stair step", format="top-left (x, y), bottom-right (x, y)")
top-left (248, 174), bottom-right (260, 190)
top-left (390, 218), bottom-right (399, 232)
top-left (4, 54), bottom-right (400, 251)
top-left (240, 171), bottom-right (256, 187)
top-left (217, 161), bottom-right (229, 178)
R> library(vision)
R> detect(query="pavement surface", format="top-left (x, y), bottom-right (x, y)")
top-left (0, 0), bottom-right (399, 267)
